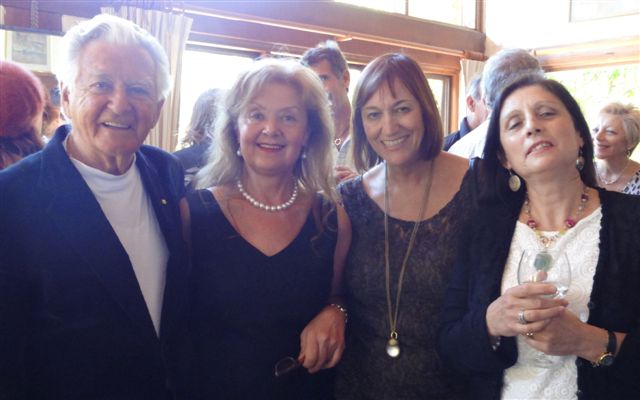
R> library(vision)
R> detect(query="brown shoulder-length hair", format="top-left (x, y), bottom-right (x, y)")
top-left (351, 53), bottom-right (443, 172)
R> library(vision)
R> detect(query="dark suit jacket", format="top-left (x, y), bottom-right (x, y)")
top-left (437, 172), bottom-right (640, 399)
top-left (0, 126), bottom-right (189, 400)
top-left (444, 117), bottom-right (472, 151)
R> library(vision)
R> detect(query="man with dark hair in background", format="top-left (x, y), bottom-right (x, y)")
top-left (302, 40), bottom-right (357, 182)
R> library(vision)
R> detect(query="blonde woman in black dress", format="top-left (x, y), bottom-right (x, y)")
top-left (184, 58), bottom-right (351, 399)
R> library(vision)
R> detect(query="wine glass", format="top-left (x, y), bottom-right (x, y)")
top-left (517, 248), bottom-right (571, 367)
top-left (517, 248), bottom-right (571, 298)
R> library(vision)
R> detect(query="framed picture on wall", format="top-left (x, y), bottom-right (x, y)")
top-left (5, 31), bottom-right (50, 71)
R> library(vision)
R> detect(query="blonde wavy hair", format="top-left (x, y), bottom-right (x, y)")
top-left (195, 57), bottom-right (336, 202)
top-left (599, 102), bottom-right (640, 153)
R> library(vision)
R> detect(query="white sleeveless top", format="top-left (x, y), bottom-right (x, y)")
top-left (500, 207), bottom-right (602, 400)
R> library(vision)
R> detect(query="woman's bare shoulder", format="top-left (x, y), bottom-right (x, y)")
top-left (436, 152), bottom-right (469, 188)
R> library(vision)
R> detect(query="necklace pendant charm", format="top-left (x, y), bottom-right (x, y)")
top-left (534, 250), bottom-right (552, 272)
top-left (386, 337), bottom-right (400, 358)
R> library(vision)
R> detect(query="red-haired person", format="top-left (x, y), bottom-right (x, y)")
top-left (0, 60), bottom-right (45, 169)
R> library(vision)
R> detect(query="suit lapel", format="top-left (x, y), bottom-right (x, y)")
top-left (136, 149), bottom-right (188, 341)
top-left (39, 128), bottom-right (158, 340)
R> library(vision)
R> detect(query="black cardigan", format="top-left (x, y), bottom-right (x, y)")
top-left (437, 184), bottom-right (640, 400)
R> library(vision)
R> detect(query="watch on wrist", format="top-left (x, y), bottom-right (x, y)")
top-left (592, 330), bottom-right (616, 367)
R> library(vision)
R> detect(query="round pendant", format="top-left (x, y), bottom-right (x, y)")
top-left (534, 251), bottom-right (552, 272)
top-left (386, 338), bottom-right (400, 358)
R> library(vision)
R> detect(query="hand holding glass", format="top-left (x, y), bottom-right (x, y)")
top-left (517, 248), bottom-right (571, 367)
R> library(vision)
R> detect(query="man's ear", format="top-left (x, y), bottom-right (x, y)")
top-left (466, 95), bottom-right (475, 112)
top-left (60, 84), bottom-right (72, 119)
top-left (154, 99), bottom-right (165, 120)
top-left (342, 70), bottom-right (350, 91)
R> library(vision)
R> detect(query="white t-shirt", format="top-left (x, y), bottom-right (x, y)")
top-left (448, 119), bottom-right (490, 159)
top-left (66, 138), bottom-right (168, 336)
top-left (500, 208), bottom-right (602, 400)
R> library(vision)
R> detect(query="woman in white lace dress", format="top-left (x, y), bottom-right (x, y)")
top-left (592, 102), bottom-right (640, 195)
top-left (438, 75), bottom-right (640, 399)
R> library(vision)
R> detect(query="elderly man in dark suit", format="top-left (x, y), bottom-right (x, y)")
top-left (0, 14), bottom-right (188, 399)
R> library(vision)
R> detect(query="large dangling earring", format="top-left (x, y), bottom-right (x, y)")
top-left (236, 149), bottom-right (242, 157)
top-left (508, 169), bottom-right (521, 192)
top-left (575, 148), bottom-right (585, 171)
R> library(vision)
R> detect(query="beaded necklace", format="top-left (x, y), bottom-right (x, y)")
top-left (524, 186), bottom-right (589, 249)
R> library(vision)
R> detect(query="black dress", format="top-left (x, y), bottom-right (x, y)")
top-left (187, 190), bottom-right (337, 400)
top-left (335, 173), bottom-right (473, 400)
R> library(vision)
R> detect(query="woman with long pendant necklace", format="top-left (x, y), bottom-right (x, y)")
top-left (335, 53), bottom-right (476, 400)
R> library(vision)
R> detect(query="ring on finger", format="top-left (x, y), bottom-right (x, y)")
top-left (517, 309), bottom-right (529, 325)
top-left (525, 331), bottom-right (534, 338)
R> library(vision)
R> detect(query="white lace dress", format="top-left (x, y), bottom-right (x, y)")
top-left (500, 208), bottom-right (602, 400)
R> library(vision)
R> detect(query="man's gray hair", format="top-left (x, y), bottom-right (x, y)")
top-left (467, 74), bottom-right (483, 101)
top-left (55, 14), bottom-right (171, 101)
top-left (483, 48), bottom-right (543, 109)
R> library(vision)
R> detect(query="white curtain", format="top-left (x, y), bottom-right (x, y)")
top-left (458, 59), bottom-right (485, 126)
top-left (101, 6), bottom-right (192, 151)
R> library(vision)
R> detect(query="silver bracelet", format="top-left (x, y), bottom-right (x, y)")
top-left (329, 303), bottom-right (348, 324)
top-left (491, 336), bottom-right (502, 351)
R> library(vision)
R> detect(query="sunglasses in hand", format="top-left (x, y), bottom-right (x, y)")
top-left (274, 356), bottom-right (302, 377)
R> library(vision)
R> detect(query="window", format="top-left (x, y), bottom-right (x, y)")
top-left (335, 0), bottom-right (476, 28)
top-left (428, 75), bottom-right (451, 133)
top-left (547, 63), bottom-right (640, 160)
top-left (547, 64), bottom-right (640, 127)
top-left (177, 50), bottom-right (254, 147)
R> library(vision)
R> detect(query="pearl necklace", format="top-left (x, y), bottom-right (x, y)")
top-left (236, 178), bottom-right (298, 212)
top-left (597, 160), bottom-right (629, 185)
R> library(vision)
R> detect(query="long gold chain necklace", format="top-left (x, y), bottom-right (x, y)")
top-left (383, 160), bottom-right (434, 358)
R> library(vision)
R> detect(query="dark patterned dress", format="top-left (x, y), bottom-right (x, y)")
top-left (335, 172), bottom-right (474, 400)
top-left (622, 169), bottom-right (640, 195)
top-left (187, 190), bottom-right (337, 400)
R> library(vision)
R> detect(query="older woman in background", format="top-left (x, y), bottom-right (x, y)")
top-left (335, 53), bottom-right (474, 399)
top-left (0, 60), bottom-right (45, 169)
top-left (592, 102), bottom-right (640, 194)
top-left (185, 58), bottom-right (350, 399)
top-left (438, 75), bottom-right (640, 399)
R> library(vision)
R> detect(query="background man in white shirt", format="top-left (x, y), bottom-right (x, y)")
top-left (449, 49), bottom-right (543, 159)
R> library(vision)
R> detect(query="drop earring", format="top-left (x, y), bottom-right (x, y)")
top-left (236, 149), bottom-right (242, 157)
top-left (508, 170), bottom-right (521, 192)
top-left (575, 148), bottom-right (585, 171)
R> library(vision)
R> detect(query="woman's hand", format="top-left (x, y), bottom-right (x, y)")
top-left (298, 304), bottom-right (346, 373)
top-left (486, 282), bottom-right (568, 339)
top-left (525, 310), bottom-right (626, 362)
top-left (334, 166), bottom-right (358, 184)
